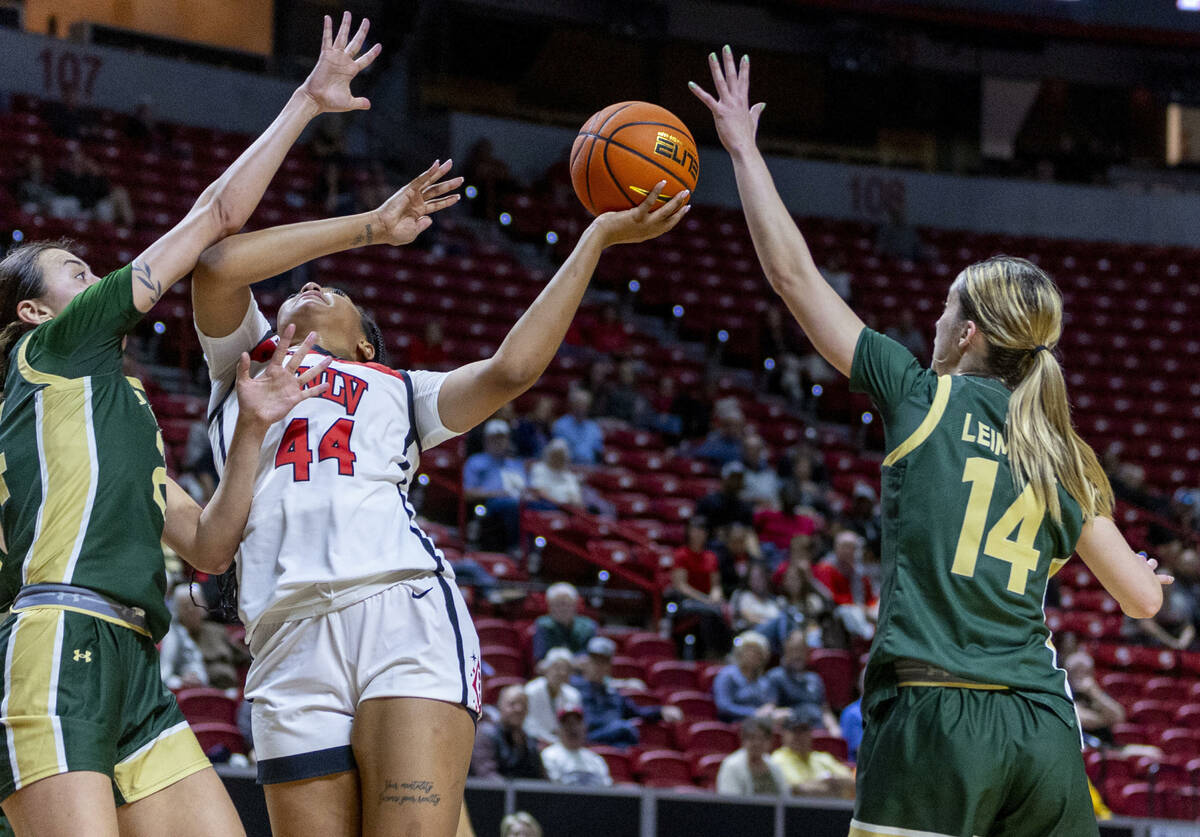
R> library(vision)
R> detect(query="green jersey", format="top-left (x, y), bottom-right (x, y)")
top-left (0, 265), bottom-right (171, 641)
top-left (850, 329), bottom-right (1084, 727)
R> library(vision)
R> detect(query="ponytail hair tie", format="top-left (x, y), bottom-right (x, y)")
top-left (1031, 345), bottom-right (1049, 355)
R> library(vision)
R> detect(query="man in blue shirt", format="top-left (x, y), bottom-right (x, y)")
top-left (571, 636), bottom-right (682, 747)
top-left (765, 629), bottom-right (841, 734)
top-left (463, 419), bottom-right (528, 549)
top-left (552, 388), bottom-right (605, 465)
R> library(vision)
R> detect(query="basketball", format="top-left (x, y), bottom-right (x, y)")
top-left (570, 101), bottom-right (699, 216)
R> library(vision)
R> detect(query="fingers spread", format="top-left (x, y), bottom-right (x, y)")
top-left (322, 15), bottom-right (333, 49)
top-left (423, 176), bottom-right (463, 199)
top-left (286, 331), bottom-right (321, 373)
top-left (335, 11), bottom-right (352, 48)
top-left (425, 194), bottom-right (461, 214)
top-left (708, 52), bottom-right (729, 99)
top-left (355, 42), bottom-right (382, 70)
top-left (636, 181), bottom-right (667, 217)
top-left (660, 189), bottom-right (691, 216)
top-left (301, 381), bottom-right (331, 400)
top-left (722, 44), bottom-right (738, 82)
top-left (347, 17), bottom-right (370, 55)
top-left (688, 81), bottom-right (717, 110)
top-left (270, 324), bottom-right (296, 367)
top-left (351, 96), bottom-right (371, 111)
top-left (236, 352), bottom-right (251, 382)
top-left (296, 355), bottom-right (332, 387)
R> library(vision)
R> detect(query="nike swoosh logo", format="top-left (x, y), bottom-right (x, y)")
top-left (411, 587), bottom-right (433, 599)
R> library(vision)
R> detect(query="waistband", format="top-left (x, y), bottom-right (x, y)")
top-left (12, 583), bottom-right (150, 637)
top-left (894, 658), bottom-right (1009, 691)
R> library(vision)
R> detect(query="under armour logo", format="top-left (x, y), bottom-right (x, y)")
top-left (73, 649), bottom-right (92, 663)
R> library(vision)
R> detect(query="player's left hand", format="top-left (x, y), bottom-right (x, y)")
top-left (593, 181), bottom-right (690, 247)
top-left (300, 12), bottom-right (382, 114)
top-left (235, 324), bottom-right (332, 428)
top-left (688, 45), bottom-right (766, 156)
top-left (374, 159), bottom-right (464, 246)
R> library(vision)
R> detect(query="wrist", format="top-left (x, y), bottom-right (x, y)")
top-left (234, 411), bottom-right (274, 439)
top-left (293, 86), bottom-right (324, 121)
top-left (727, 143), bottom-right (760, 165)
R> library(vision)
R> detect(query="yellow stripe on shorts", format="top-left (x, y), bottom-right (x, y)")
top-left (114, 720), bottom-right (209, 803)
top-left (2, 609), bottom-right (67, 789)
top-left (849, 818), bottom-right (980, 837)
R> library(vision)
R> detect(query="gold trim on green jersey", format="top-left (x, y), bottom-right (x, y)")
top-left (114, 720), bottom-right (209, 803)
top-left (16, 337), bottom-right (68, 387)
top-left (4, 608), bottom-right (67, 789)
top-left (896, 680), bottom-right (1009, 691)
top-left (882, 375), bottom-right (952, 467)
top-left (10, 603), bottom-right (150, 638)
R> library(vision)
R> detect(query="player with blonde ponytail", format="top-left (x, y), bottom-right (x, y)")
top-left (694, 46), bottom-right (1169, 837)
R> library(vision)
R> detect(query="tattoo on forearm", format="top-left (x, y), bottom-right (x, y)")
top-left (132, 261), bottom-right (162, 304)
top-left (379, 779), bottom-right (441, 808)
top-left (352, 223), bottom-right (374, 247)
top-left (366, 223), bottom-right (374, 245)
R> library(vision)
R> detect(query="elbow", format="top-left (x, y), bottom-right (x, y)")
top-left (205, 193), bottom-right (244, 240)
top-left (188, 549), bottom-right (235, 576)
top-left (1122, 586), bottom-right (1163, 621)
top-left (486, 353), bottom-right (539, 396)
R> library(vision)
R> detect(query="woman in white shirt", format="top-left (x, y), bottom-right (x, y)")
top-left (523, 647), bottom-right (582, 745)
top-left (528, 438), bottom-right (584, 508)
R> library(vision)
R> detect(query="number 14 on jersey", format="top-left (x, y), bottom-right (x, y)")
top-left (951, 457), bottom-right (1046, 595)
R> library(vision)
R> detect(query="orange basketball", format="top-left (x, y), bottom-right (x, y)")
top-left (570, 101), bottom-right (699, 216)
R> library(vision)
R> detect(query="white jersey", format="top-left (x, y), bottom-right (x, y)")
top-left (197, 297), bottom-right (460, 646)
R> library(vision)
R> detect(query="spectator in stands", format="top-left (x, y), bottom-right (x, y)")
top-left (671, 378), bottom-right (716, 441)
top-left (771, 532), bottom-right (816, 589)
top-left (839, 674), bottom-right (864, 762)
top-left (713, 632), bottom-right (777, 723)
top-left (540, 703), bottom-right (613, 787)
top-left (15, 154), bottom-right (57, 216)
top-left (1064, 652), bottom-right (1125, 748)
top-left (782, 443), bottom-right (832, 516)
top-left (755, 486), bottom-right (819, 557)
top-left (884, 307), bottom-right (929, 364)
top-left (714, 522), bottom-right (763, 592)
top-left (514, 395), bottom-right (557, 458)
top-left (691, 398), bottom-right (745, 465)
top-left (125, 99), bottom-right (173, 156)
top-left (770, 707), bottom-right (855, 798)
top-left (533, 582), bottom-right (598, 661)
top-left (463, 419), bottom-right (528, 551)
top-left (757, 558), bottom-right (832, 654)
top-left (43, 87), bottom-right (94, 141)
top-left (160, 584), bottom-right (210, 690)
top-left (766, 629), bottom-right (840, 733)
top-left (597, 358), bottom-right (648, 425)
top-left (552, 388), bottom-right (605, 465)
top-left (670, 516), bottom-right (732, 658)
top-left (645, 376), bottom-right (684, 441)
top-left (573, 636), bottom-right (683, 747)
top-left (697, 462), bottom-right (755, 538)
top-left (716, 717), bottom-right (788, 797)
top-left (587, 302), bottom-right (631, 356)
top-left (406, 320), bottom-right (449, 370)
top-left (529, 438), bottom-right (584, 509)
top-left (813, 531), bottom-right (877, 641)
top-left (464, 138), bottom-right (515, 220)
top-left (164, 583), bottom-right (250, 689)
top-left (524, 647), bottom-right (583, 746)
top-left (730, 561), bottom-right (781, 632)
top-left (1125, 583), bottom-right (1196, 651)
top-left (842, 483), bottom-right (882, 556)
top-left (759, 305), bottom-right (802, 363)
top-left (740, 433), bottom-right (781, 509)
top-left (470, 684), bottom-right (546, 780)
top-left (51, 144), bottom-right (136, 227)
top-left (500, 812), bottom-right (543, 837)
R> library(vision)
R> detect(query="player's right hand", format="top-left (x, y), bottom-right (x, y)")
top-left (299, 12), bottom-right (382, 114)
top-left (689, 45), bottom-right (766, 155)
top-left (374, 159), bottom-right (464, 246)
top-left (235, 324), bottom-right (332, 429)
top-left (593, 181), bottom-right (690, 247)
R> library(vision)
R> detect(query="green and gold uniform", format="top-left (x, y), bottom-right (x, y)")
top-left (0, 265), bottom-right (208, 805)
top-left (848, 329), bottom-right (1095, 837)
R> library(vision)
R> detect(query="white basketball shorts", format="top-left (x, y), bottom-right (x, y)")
top-left (247, 573), bottom-right (482, 784)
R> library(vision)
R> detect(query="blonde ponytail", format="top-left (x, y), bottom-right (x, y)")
top-left (958, 257), bottom-right (1113, 522)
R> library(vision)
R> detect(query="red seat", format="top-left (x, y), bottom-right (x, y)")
top-left (1110, 782), bottom-right (1157, 818)
top-left (808, 649), bottom-right (857, 710)
top-left (647, 660), bottom-right (699, 692)
top-left (626, 633), bottom-right (676, 663)
top-left (667, 690), bottom-right (717, 721)
top-left (679, 720), bottom-right (738, 754)
top-left (1160, 728), bottom-right (1200, 758)
top-left (611, 655), bottom-right (646, 682)
top-left (635, 749), bottom-right (693, 787)
top-left (634, 720), bottom-right (673, 750)
top-left (481, 645), bottom-right (525, 678)
top-left (1098, 672), bottom-right (1144, 703)
top-left (1164, 787), bottom-right (1200, 821)
top-left (189, 722), bottom-right (246, 755)
top-left (592, 746), bottom-right (633, 783)
top-left (691, 751), bottom-right (726, 787)
top-left (482, 676), bottom-right (525, 706)
top-left (1085, 750), bottom-right (1139, 786)
top-left (1130, 699), bottom-right (1176, 727)
top-left (473, 618), bottom-right (520, 649)
top-left (1174, 703), bottom-right (1200, 728)
top-left (1145, 676), bottom-right (1190, 703)
top-left (175, 688), bottom-right (238, 727)
top-left (811, 731), bottom-right (849, 761)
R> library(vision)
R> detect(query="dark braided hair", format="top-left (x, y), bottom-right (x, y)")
top-left (0, 239), bottom-right (78, 390)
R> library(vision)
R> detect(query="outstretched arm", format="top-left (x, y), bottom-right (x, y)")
top-left (1076, 515), bottom-right (1169, 620)
top-left (690, 47), bottom-right (863, 377)
top-left (193, 160), bottom-right (461, 337)
top-left (133, 12), bottom-right (381, 313)
top-left (436, 185), bottom-right (690, 433)
top-left (163, 327), bottom-right (331, 572)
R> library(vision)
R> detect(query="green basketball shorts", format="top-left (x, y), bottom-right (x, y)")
top-left (0, 606), bottom-right (210, 805)
top-left (851, 686), bottom-right (1097, 837)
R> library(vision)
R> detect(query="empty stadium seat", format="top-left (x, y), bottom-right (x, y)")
top-left (635, 750), bottom-right (693, 788)
top-left (175, 688), bottom-right (238, 727)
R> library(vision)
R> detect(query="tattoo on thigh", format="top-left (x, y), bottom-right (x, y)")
top-left (380, 779), bottom-right (441, 808)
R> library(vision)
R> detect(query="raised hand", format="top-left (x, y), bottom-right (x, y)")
top-left (1144, 555), bottom-right (1175, 587)
top-left (374, 160), bottom-right (464, 246)
top-left (688, 45), bottom-right (766, 155)
top-left (593, 181), bottom-right (690, 248)
top-left (235, 324), bottom-right (332, 428)
top-left (300, 12), bottom-right (382, 114)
